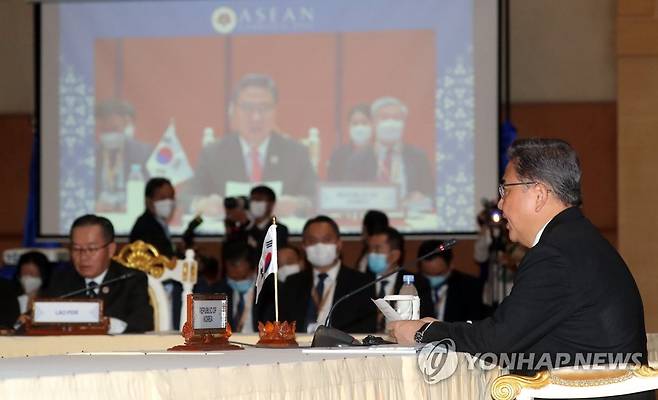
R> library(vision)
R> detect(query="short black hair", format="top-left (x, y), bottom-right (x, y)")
top-left (222, 240), bottom-right (257, 270)
top-left (70, 214), bottom-right (115, 243)
top-left (16, 251), bottom-right (52, 291)
top-left (417, 239), bottom-right (453, 265)
top-left (348, 103), bottom-right (371, 121)
top-left (373, 226), bottom-right (405, 264)
top-left (250, 185), bottom-right (276, 203)
top-left (279, 244), bottom-right (302, 259)
top-left (95, 99), bottom-right (135, 119)
top-left (303, 215), bottom-right (340, 238)
top-left (145, 177), bottom-right (172, 199)
top-left (363, 210), bottom-right (389, 236)
top-left (231, 73), bottom-right (278, 105)
top-left (508, 138), bottom-right (582, 207)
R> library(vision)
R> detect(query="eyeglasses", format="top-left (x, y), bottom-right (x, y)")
top-left (237, 102), bottom-right (275, 114)
top-left (70, 242), bottom-right (111, 257)
top-left (498, 181), bottom-right (537, 198)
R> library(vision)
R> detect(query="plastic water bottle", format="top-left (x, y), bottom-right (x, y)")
top-left (397, 275), bottom-right (419, 320)
top-left (202, 127), bottom-right (215, 147)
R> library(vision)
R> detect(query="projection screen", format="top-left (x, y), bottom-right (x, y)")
top-left (38, 0), bottom-right (498, 237)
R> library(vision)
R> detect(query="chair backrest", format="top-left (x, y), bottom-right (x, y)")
top-left (112, 240), bottom-right (198, 331)
top-left (491, 365), bottom-right (658, 400)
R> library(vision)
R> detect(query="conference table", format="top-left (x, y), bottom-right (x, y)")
top-left (0, 333), bottom-right (656, 400)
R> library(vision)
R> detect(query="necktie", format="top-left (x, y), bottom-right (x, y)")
top-left (379, 148), bottom-right (393, 182)
top-left (250, 146), bottom-right (262, 182)
top-left (378, 279), bottom-right (389, 299)
top-left (377, 280), bottom-right (390, 331)
top-left (306, 273), bottom-right (328, 325)
top-left (86, 281), bottom-right (98, 298)
top-left (235, 292), bottom-right (245, 329)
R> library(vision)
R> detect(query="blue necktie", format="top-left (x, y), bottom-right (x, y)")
top-left (306, 273), bottom-right (328, 325)
top-left (86, 281), bottom-right (98, 298)
top-left (235, 292), bottom-right (245, 328)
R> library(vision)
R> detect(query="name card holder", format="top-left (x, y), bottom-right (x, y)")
top-left (25, 298), bottom-right (109, 336)
top-left (168, 293), bottom-right (242, 351)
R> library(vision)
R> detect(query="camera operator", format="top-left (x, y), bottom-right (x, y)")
top-left (475, 199), bottom-right (526, 313)
top-left (224, 185), bottom-right (289, 252)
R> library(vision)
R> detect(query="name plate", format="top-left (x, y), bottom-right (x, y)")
top-left (318, 183), bottom-right (399, 212)
top-left (187, 294), bottom-right (228, 335)
top-left (32, 299), bottom-right (102, 324)
top-left (193, 299), bottom-right (227, 330)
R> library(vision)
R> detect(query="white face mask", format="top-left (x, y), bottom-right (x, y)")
top-left (249, 200), bottom-right (268, 219)
top-left (277, 264), bottom-right (301, 282)
top-left (100, 132), bottom-right (125, 149)
top-left (349, 124), bottom-right (372, 145)
top-left (21, 276), bottom-right (42, 294)
top-left (124, 123), bottom-right (135, 138)
top-left (376, 118), bottom-right (404, 144)
top-left (154, 199), bottom-right (175, 220)
top-left (305, 243), bottom-right (338, 268)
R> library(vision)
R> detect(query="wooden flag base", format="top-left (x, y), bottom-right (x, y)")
top-left (168, 321), bottom-right (243, 351)
top-left (255, 321), bottom-right (299, 348)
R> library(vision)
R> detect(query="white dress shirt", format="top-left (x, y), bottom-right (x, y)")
top-left (85, 268), bottom-right (127, 334)
top-left (307, 261), bottom-right (341, 333)
top-left (239, 136), bottom-right (270, 179)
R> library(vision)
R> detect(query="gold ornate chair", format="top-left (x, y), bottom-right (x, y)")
top-left (491, 365), bottom-right (658, 400)
top-left (112, 241), bottom-right (198, 331)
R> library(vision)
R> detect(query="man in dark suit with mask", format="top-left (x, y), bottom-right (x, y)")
top-left (391, 139), bottom-right (652, 400)
top-left (45, 214), bottom-right (153, 333)
top-left (281, 215), bottom-right (376, 333)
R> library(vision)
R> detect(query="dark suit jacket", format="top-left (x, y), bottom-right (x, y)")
top-left (365, 269), bottom-right (435, 319)
top-left (336, 144), bottom-right (434, 198)
top-left (194, 275), bottom-right (275, 332)
top-left (44, 261), bottom-right (154, 333)
top-left (130, 211), bottom-right (175, 257)
top-left (129, 211), bottom-right (183, 329)
top-left (422, 208), bottom-right (650, 383)
top-left (0, 278), bottom-right (20, 328)
top-left (190, 132), bottom-right (317, 199)
top-left (437, 270), bottom-right (483, 322)
top-left (281, 265), bottom-right (377, 333)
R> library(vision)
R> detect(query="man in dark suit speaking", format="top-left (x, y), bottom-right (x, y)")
top-left (391, 138), bottom-right (652, 399)
top-left (46, 214), bottom-right (153, 333)
top-left (188, 73), bottom-right (316, 217)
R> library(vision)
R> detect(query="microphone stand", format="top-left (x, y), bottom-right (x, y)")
top-left (312, 239), bottom-right (457, 347)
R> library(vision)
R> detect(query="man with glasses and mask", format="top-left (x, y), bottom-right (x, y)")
top-left (188, 73), bottom-right (316, 218)
top-left (281, 215), bottom-right (376, 333)
top-left (45, 214), bottom-right (153, 333)
top-left (390, 139), bottom-right (652, 399)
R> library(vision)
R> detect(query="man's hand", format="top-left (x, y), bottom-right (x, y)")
top-left (389, 317), bottom-right (438, 345)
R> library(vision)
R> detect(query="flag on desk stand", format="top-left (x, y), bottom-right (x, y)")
top-left (146, 119), bottom-right (194, 185)
top-left (255, 219), bottom-right (278, 319)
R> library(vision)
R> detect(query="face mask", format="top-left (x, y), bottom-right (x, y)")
top-left (249, 200), bottom-right (268, 219)
top-left (305, 243), bottom-right (338, 268)
top-left (277, 264), bottom-right (300, 282)
top-left (227, 278), bottom-right (253, 294)
top-left (367, 252), bottom-right (389, 275)
top-left (154, 199), bottom-right (175, 220)
top-left (425, 274), bottom-right (448, 289)
top-left (21, 276), bottom-right (42, 294)
top-left (100, 132), bottom-right (125, 149)
top-left (376, 119), bottom-right (404, 144)
top-left (349, 125), bottom-right (372, 145)
top-left (124, 123), bottom-right (135, 138)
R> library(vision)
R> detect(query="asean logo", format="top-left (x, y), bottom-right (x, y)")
top-left (211, 6), bottom-right (237, 34)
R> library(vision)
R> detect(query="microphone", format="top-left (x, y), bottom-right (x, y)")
top-left (182, 214), bottom-right (204, 249)
top-left (311, 239), bottom-right (457, 347)
top-left (60, 272), bottom-right (136, 298)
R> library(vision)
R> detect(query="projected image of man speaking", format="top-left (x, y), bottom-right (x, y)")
top-left (188, 73), bottom-right (317, 218)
